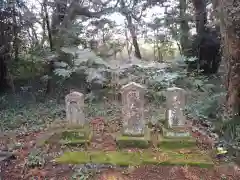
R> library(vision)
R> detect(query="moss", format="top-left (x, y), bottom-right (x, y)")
top-left (116, 136), bottom-right (150, 148)
top-left (106, 151), bottom-right (142, 166)
top-left (158, 161), bottom-right (213, 168)
top-left (45, 126), bottom-right (92, 146)
top-left (59, 129), bottom-right (92, 145)
top-left (61, 131), bottom-right (86, 140)
top-left (90, 151), bottom-right (110, 164)
top-left (55, 150), bottom-right (214, 168)
top-left (55, 151), bottom-right (90, 164)
top-left (158, 135), bottom-right (196, 149)
top-left (116, 128), bottom-right (151, 149)
top-left (59, 139), bottom-right (90, 146)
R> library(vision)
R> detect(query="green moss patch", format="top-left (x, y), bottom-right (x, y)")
top-left (158, 135), bottom-right (196, 149)
top-left (106, 151), bottom-right (142, 166)
top-left (116, 136), bottom-right (150, 148)
top-left (116, 128), bottom-right (151, 149)
top-left (61, 131), bottom-right (86, 140)
top-left (46, 126), bottom-right (91, 146)
top-left (55, 150), bottom-right (214, 168)
top-left (56, 151), bottom-right (90, 164)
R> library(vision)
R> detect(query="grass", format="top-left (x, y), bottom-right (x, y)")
top-left (55, 150), bottom-right (214, 168)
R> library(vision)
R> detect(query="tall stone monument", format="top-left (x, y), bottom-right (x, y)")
top-left (121, 82), bottom-right (145, 136)
top-left (116, 82), bottom-right (150, 148)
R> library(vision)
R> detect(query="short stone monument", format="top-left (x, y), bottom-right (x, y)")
top-left (158, 87), bottom-right (196, 149)
top-left (65, 91), bottom-right (85, 126)
top-left (163, 87), bottom-right (190, 137)
top-left (116, 82), bottom-right (150, 148)
top-left (58, 91), bottom-right (90, 145)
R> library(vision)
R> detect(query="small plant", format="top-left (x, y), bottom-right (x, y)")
top-left (71, 171), bottom-right (92, 180)
top-left (26, 148), bottom-right (45, 168)
top-left (220, 174), bottom-right (227, 180)
top-left (71, 166), bottom-right (96, 180)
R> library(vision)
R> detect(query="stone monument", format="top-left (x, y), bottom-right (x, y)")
top-left (116, 82), bottom-right (150, 148)
top-left (65, 91), bottom-right (85, 126)
top-left (121, 82), bottom-right (145, 136)
top-left (60, 91), bottom-right (90, 145)
top-left (164, 87), bottom-right (190, 137)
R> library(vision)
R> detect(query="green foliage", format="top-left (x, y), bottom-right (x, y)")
top-left (71, 170), bottom-right (92, 180)
top-left (221, 116), bottom-right (240, 147)
top-left (0, 99), bottom-right (64, 131)
top-left (26, 148), bottom-right (45, 168)
top-left (11, 48), bottom-right (46, 80)
top-left (186, 92), bottom-right (225, 120)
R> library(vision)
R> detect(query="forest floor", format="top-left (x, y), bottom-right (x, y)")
top-left (1, 119), bottom-right (240, 180)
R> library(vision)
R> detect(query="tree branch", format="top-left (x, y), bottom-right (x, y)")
top-left (61, 0), bottom-right (121, 29)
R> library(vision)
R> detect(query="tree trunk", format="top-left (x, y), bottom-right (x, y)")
top-left (218, 0), bottom-right (240, 116)
top-left (126, 15), bottom-right (141, 59)
top-left (0, 57), bottom-right (8, 92)
top-left (43, 0), bottom-right (55, 95)
top-left (44, 0), bottom-right (53, 51)
top-left (179, 0), bottom-right (190, 56)
top-left (192, 0), bottom-right (207, 35)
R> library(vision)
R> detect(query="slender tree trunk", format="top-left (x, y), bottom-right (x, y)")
top-left (179, 0), bottom-right (190, 56)
top-left (0, 57), bottom-right (8, 92)
top-left (126, 15), bottom-right (141, 59)
top-left (218, 0), bottom-right (240, 116)
top-left (124, 26), bottom-right (132, 60)
top-left (43, 0), bottom-right (55, 95)
top-left (43, 0), bottom-right (53, 51)
top-left (12, 4), bottom-right (19, 61)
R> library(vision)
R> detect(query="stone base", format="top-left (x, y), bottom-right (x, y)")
top-left (116, 128), bottom-right (151, 149)
top-left (158, 135), bottom-right (196, 149)
top-left (48, 125), bottom-right (91, 146)
top-left (159, 127), bottom-right (196, 149)
top-left (55, 150), bottom-right (214, 168)
top-left (162, 127), bottom-right (191, 139)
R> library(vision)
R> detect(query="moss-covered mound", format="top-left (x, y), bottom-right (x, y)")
top-left (55, 149), bottom-right (214, 168)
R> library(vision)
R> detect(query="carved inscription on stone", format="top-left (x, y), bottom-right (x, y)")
top-left (121, 82), bottom-right (145, 136)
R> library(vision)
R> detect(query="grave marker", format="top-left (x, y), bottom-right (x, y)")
top-left (166, 87), bottom-right (186, 128)
top-left (65, 91), bottom-right (85, 126)
top-left (121, 82), bottom-right (145, 136)
top-left (163, 87), bottom-right (190, 138)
